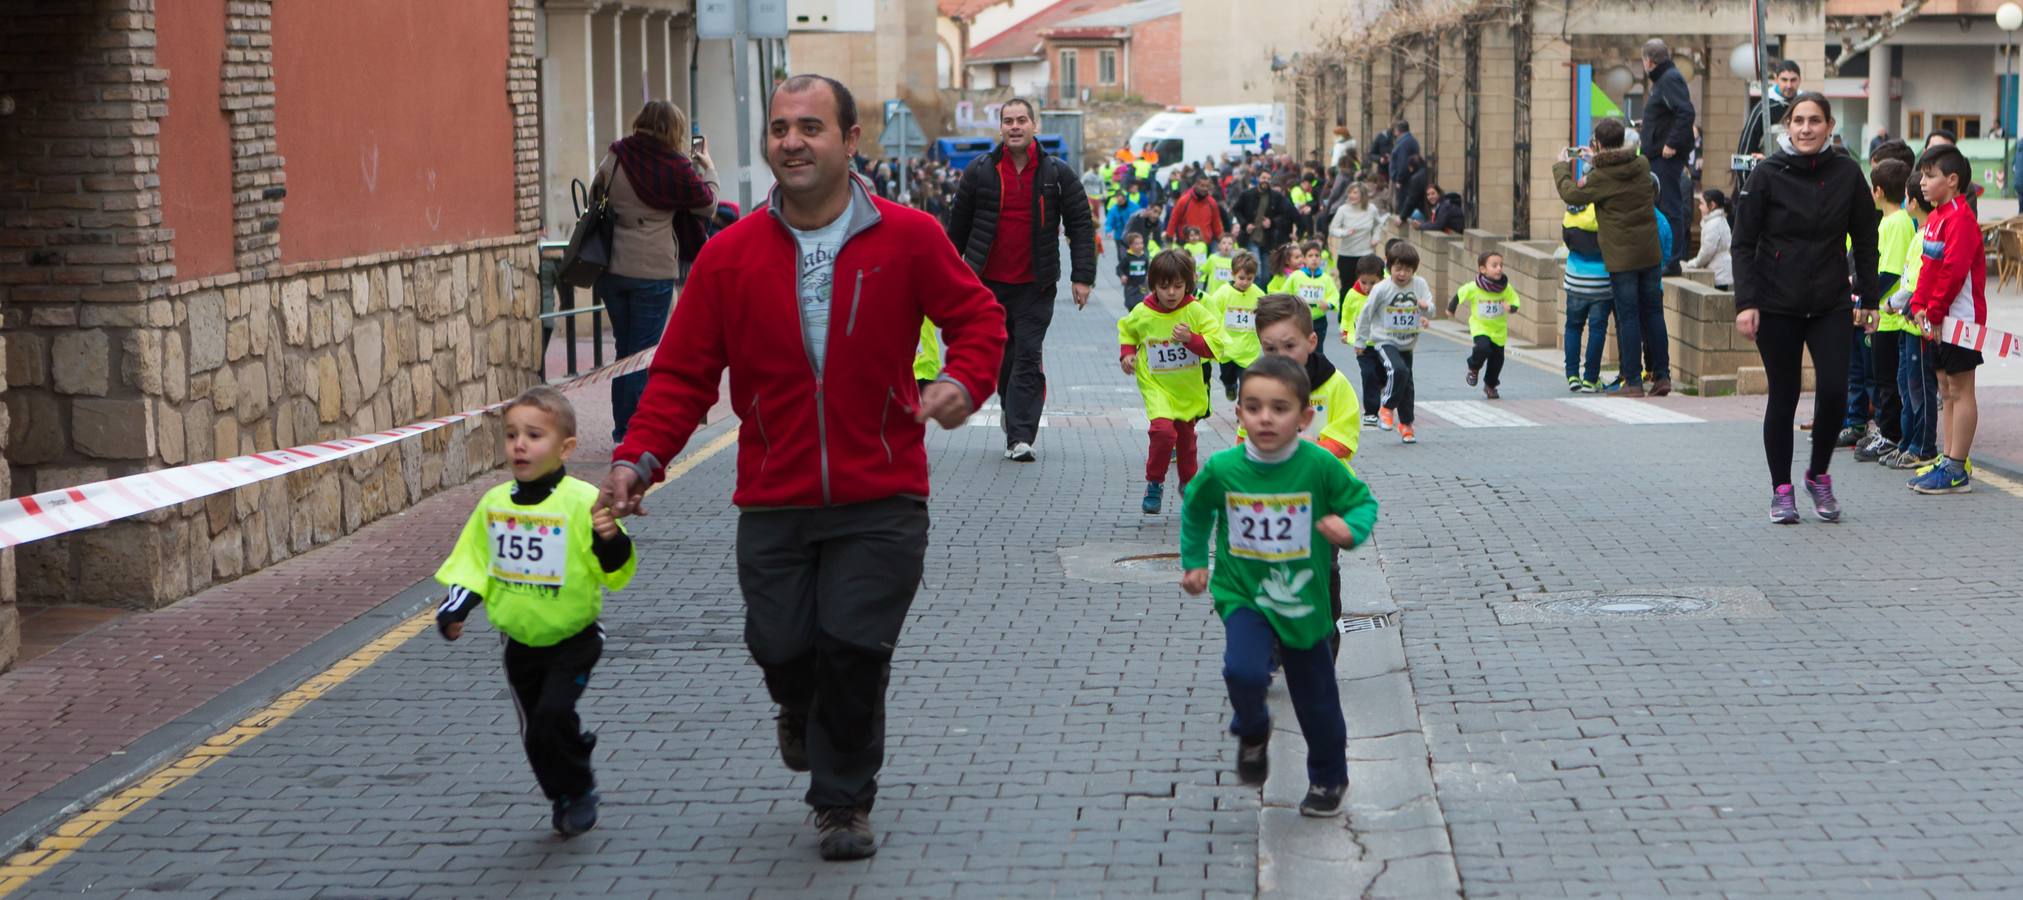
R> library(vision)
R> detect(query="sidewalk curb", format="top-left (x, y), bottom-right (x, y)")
top-left (1256, 544), bottom-right (1462, 899)
top-left (0, 576), bottom-right (439, 856)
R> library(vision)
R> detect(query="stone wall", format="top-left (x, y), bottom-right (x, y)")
top-left (0, 0), bottom-right (542, 624)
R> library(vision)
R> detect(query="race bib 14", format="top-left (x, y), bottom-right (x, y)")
top-left (1225, 307), bottom-right (1256, 332)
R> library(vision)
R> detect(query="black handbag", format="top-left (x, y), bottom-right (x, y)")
top-left (558, 176), bottom-right (614, 288)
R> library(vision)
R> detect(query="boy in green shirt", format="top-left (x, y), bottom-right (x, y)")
top-left (1205, 234), bottom-right (1239, 296)
top-left (1181, 355), bottom-right (1378, 817)
top-left (1449, 251), bottom-right (1522, 399)
top-left (435, 386), bottom-right (638, 837)
top-left (1859, 159), bottom-right (1914, 463)
top-left (1338, 254), bottom-right (1387, 424)
top-left (1120, 249), bottom-right (1227, 514)
top-left (1288, 241), bottom-right (1341, 350)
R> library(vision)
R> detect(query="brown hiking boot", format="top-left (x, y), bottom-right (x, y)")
top-left (1650, 378), bottom-right (1673, 397)
top-left (815, 805), bottom-right (877, 861)
top-left (1484, 385), bottom-right (1500, 400)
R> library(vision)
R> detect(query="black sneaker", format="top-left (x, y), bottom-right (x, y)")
top-left (1834, 425), bottom-right (1864, 448)
top-left (1225, 385), bottom-right (1238, 402)
top-left (552, 790), bottom-right (600, 836)
top-left (777, 708), bottom-right (810, 773)
top-left (815, 805), bottom-right (877, 861)
top-left (1299, 783), bottom-right (1346, 818)
top-left (1465, 367), bottom-right (1479, 387)
top-left (1236, 733), bottom-right (1270, 785)
top-left (1854, 436), bottom-right (1895, 463)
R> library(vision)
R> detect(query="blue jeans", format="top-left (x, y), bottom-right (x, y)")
top-left (1608, 266), bottom-right (1669, 385)
top-left (594, 273), bottom-right (675, 442)
top-left (1222, 607), bottom-right (1347, 788)
top-left (1898, 334), bottom-right (1939, 457)
top-left (1844, 327), bottom-right (1873, 429)
top-left (1563, 293), bottom-right (1611, 384)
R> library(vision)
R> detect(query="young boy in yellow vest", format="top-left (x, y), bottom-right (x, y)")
top-left (1447, 251), bottom-right (1522, 399)
top-left (434, 386), bottom-right (638, 837)
top-left (1207, 251), bottom-right (1266, 402)
top-left (1286, 241), bottom-right (1340, 350)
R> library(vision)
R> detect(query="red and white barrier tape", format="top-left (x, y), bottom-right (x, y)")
top-left (1938, 317), bottom-right (2023, 364)
top-left (0, 350), bottom-right (653, 551)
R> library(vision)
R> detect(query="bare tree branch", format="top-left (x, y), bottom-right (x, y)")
top-left (1827, 0), bottom-right (1925, 75)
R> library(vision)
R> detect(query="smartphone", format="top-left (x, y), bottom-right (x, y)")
top-left (692, 135), bottom-right (705, 149)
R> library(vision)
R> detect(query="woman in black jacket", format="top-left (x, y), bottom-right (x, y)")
top-left (1731, 92), bottom-right (1880, 524)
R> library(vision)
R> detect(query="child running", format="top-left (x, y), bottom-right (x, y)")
top-left (1181, 354), bottom-right (1378, 816)
top-left (1182, 226), bottom-right (1211, 292)
top-left (1338, 254), bottom-right (1387, 424)
top-left (1906, 143), bottom-right (1986, 494)
top-left (1205, 233), bottom-right (1240, 296)
top-left (1352, 241), bottom-right (1435, 443)
top-left (1449, 251), bottom-right (1521, 400)
top-left (434, 386), bottom-right (638, 837)
top-left (1207, 251), bottom-right (1267, 402)
top-left (1120, 248), bottom-right (1227, 514)
top-left (1287, 240), bottom-right (1341, 350)
top-left (1118, 232), bottom-right (1151, 310)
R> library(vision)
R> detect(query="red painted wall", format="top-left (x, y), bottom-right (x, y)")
top-left (1130, 15), bottom-right (1182, 107)
top-left (272, 0), bottom-right (515, 264)
top-left (156, 0), bottom-right (236, 281)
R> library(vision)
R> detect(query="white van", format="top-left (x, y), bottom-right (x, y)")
top-left (1125, 103), bottom-right (1286, 182)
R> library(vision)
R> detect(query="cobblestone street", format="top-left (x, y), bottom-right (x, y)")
top-left (7, 252), bottom-right (2023, 897)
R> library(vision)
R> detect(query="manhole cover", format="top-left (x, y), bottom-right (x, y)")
top-left (1495, 586), bottom-right (1775, 625)
top-left (1058, 543), bottom-right (1189, 585)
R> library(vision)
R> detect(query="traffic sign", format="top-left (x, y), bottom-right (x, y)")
top-left (1229, 117), bottom-right (1258, 145)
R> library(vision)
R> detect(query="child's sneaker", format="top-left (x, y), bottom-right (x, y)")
top-left (1225, 385), bottom-right (1238, 402)
top-left (1802, 471), bottom-right (1841, 522)
top-left (1398, 423), bottom-right (1417, 444)
top-left (1142, 481), bottom-right (1163, 515)
top-left (1854, 436), bottom-right (1895, 463)
top-left (1236, 733), bottom-right (1270, 785)
top-left (1566, 376), bottom-right (1583, 393)
top-left (553, 790), bottom-right (600, 837)
top-left (1377, 408), bottom-right (1396, 431)
top-left (1769, 484), bottom-right (1800, 524)
top-left (1579, 380), bottom-right (1602, 394)
top-left (1909, 458), bottom-right (1972, 494)
top-left (1299, 783), bottom-right (1347, 818)
top-left (1465, 368), bottom-right (1479, 386)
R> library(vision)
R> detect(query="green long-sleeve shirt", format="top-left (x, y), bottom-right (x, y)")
top-left (1181, 442), bottom-right (1378, 649)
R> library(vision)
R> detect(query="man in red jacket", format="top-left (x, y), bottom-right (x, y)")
top-left (596, 74), bottom-right (1007, 862)
top-left (1164, 175), bottom-right (1225, 245)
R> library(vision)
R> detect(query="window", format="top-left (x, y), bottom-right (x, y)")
top-left (994, 63), bottom-right (1011, 88)
top-left (1059, 49), bottom-right (1079, 94)
top-left (1909, 111), bottom-right (1923, 140)
top-left (1098, 49), bottom-right (1118, 85)
top-left (1933, 114), bottom-right (1982, 139)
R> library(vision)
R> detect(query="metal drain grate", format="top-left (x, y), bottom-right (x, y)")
top-left (1337, 615), bottom-right (1390, 634)
top-left (1495, 586), bottom-right (1774, 625)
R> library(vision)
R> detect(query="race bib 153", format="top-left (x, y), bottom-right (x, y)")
top-left (488, 510), bottom-right (568, 587)
top-left (1144, 339), bottom-right (1198, 372)
top-left (1226, 492), bottom-right (1313, 562)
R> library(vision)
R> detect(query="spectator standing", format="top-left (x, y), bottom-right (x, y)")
top-left (1640, 39), bottom-right (1697, 274)
top-left (1327, 183), bottom-right (1387, 274)
top-left (1688, 189), bottom-right (1733, 289)
top-left (1232, 173), bottom-right (1297, 263)
top-left (592, 99), bottom-right (720, 442)
top-left (1166, 176), bottom-right (1227, 246)
top-left (1731, 92), bottom-right (1880, 522)
top-left (1387, 121), bottom-right (1419, 187)
top-left (1552, 116), bottom-right (1671, 396)
top-left (1739, 61), bottom-right (1801, 162)
top-left (946, 98), bottom-right (1099, 463)
top-left (1396, 157), bottom-right (1431, 223)
top-left (598, 74), bottom-right (1008, 861)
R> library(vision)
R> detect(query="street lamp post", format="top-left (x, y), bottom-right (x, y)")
top-left (2000, 3), bottom-right (2022, 196)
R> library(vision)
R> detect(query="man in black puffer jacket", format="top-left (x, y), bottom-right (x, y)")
top-left (1639, 39), bottom-right (1696, 273)
top-left (946, 98), bottom-right (1098, 463)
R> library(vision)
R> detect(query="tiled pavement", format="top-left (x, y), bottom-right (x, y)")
top-left (7, 242), bottom-right (2023, 897)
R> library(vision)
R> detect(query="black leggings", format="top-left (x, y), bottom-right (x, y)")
top-left (1756, 310), bottom-right (1851, 488)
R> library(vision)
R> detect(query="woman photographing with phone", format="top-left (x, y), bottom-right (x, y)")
top-left (1730, 92), bottom-right (1880, 524)
top-left (592, 100), bottom-right (719, 442)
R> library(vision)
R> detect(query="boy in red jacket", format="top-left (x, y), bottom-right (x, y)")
top-left (1905, 144), bottom-right (1985, 495)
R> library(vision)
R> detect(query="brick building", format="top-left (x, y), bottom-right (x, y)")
top-left (1040, 0), bottom-right (1180, 107)
top-left (0, 0), bottom-right (548, 670)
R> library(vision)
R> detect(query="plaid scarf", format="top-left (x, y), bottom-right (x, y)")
top-left (610, 134), bottom-right (712, 212)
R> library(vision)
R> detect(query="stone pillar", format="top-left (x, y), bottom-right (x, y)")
top-left (225, 0), bottom-right (283, 276)
top-left (1526, 31), bottom-right (1573, 239)
top-left (510, 0), bottom-right (541, 235)
top-left (620, 8), bottom-right (648, 119)
top-left (1476, 24), bottom-right (1517, 234)
top-left (669, 13), bottom-right (694, 117)
top-left (1868, 43), bottom-right (1894, 148)
top-left (646, 11), bottom-right (673, 104)
top-left (591, 6), bottom-right (624, 146)
top-left (543, 2), bottom-right (599, 242)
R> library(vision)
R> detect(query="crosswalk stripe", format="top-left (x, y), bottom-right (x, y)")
top-left (1558, 397), bottom-right (1704, 425)
top-left (1417, 401), bottom-right (1540, 428)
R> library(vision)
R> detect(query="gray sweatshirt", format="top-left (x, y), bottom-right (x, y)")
top-left (1352, 276), bottom-right (1434, 351)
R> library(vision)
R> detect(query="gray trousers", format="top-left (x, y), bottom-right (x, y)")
top-left (736, 497), bottom-right (929, 809)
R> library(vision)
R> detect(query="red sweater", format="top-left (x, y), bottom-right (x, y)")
top-left (1909, 196), bottom-right (1986, 326)
top-left (1165, 191), bottom-right (1225, 244)
top-left (614, 181), bottom-right (1007, 508)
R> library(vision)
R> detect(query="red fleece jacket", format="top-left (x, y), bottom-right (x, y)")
top-left (614, 183), bottom-right (1007, 508)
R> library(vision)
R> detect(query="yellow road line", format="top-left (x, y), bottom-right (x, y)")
top-left (1977, 467), bottom-right (2023, 499)
top-left (0, 425), bottom-right (740, 896)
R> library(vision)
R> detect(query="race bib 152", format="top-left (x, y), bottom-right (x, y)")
top-left (1226, 492), bottom-right (1313, 562)
top-left (488, 510), bottom-right (568, 587)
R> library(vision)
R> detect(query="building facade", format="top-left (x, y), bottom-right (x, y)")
top-left (1039, 0), bottom-right (1181, 107)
